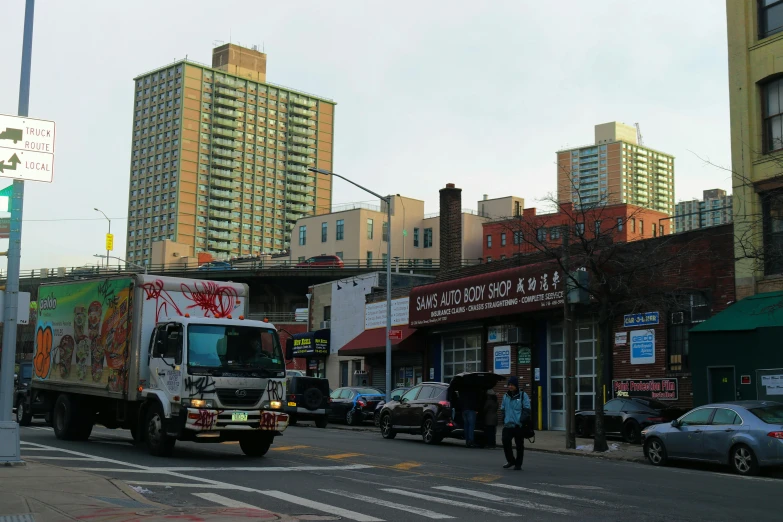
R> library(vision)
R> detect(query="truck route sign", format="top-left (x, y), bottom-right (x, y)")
top-left (0, 114), bottom-right (56, 183)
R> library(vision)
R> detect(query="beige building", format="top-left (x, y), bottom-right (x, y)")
top-left (125, 43), bottom-right (336, 265)
top-left (290, 192), bottom-right (506, 267)
top-left (557, 122), bottom-right (675, 214)
top-left (726, 1), bottom-right (783, 298)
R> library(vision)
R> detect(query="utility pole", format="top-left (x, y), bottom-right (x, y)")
top-left (0, 0), bottom-right (35, 464)
top-left (563, 226), bottom-right (576, 449)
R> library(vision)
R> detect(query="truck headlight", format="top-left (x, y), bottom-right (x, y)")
top-left (183, 399), bottom-right (213, 408)
top-left (270, 400), bottom-right (282, 410)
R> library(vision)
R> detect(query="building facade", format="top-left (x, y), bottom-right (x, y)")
top-left (556, 122), bottom-right (675, 215)
top-left (674, 189), bottom-right (733, 233)
top-left (126, 44), bottom-right (336, 264)
top-left (727, 1), bottom-right (783, 298)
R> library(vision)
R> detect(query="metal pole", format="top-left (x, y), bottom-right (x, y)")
top-left (385, 196), bottom-right (392, 403)
top-left (0, 0), bottom-right (35, 464)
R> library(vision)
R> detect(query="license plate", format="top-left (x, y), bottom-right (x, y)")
top-left (288, 402), bottom-right (297, 407)
top-left (232, 412), bottom-right (248, 422)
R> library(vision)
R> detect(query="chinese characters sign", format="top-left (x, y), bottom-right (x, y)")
top-left (409, 263), bottom-right (564, 327)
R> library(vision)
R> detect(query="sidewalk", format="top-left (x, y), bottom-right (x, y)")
top-left (0, 461), bottom-right (287, 522)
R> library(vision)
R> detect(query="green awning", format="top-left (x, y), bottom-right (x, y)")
top-left (690, 291), bottom-right (783, 333)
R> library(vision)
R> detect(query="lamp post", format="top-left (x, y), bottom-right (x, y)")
top-left (94, 207), bottom-right (111, 267)
top-left (94, 254), bottom-right (147, 274)
top-left (309, 167), bottom-right (393, 402)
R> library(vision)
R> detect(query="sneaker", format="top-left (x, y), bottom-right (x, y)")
top-left (503, 462), bottom-right (514, 469)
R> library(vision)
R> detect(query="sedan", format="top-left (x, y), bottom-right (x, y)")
top-left (374, 388), bottom-right (410, 426)
top-left (642, 401), bottom-right (783, 476)
top-left (575, 397), bottom-right (685, 444)
top-left (328, 387), bottom-right (385, 425)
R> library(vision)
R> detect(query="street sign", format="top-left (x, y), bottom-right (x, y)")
top-left (0, 114), bottom-right (55, 183)
top-left (388, 329), bottom-right (402, 340)
top-left (0, 218), bottom-right (8, 239)
top-left (105, 233), bottom-right (114, 251)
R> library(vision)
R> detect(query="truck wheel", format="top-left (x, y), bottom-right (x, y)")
top-left (145, 403), bottom-right (175, 457)
top-left (15, 399), bottom-right (33, 426)
top-left (315, 416), bottom-right (328, 429)
top-left (239, 434), bottom-right (273, 457)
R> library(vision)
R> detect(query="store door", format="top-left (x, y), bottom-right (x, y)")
top-left (709, 367), bottom-right (735, 403)
top-left (548, 320), bottom-right (597, 431)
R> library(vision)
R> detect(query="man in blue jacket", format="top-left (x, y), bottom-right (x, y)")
top-left (500, 376), bottom-right (531, 470)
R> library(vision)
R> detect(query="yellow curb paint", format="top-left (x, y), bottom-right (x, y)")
top-left (270, 445), bottom-right (310, 451)
top-left (390, 462), bottom-right (422, 470)
top-left (324, 453), bottom-right (363, 459)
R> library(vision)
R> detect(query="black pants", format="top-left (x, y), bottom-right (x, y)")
top-left (502, 426), bottom-right (524, 467)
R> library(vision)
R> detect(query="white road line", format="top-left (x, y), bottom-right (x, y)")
top-left (192, 492), bottom-right (270, 512)
top-left (433, 486), bottom-right (571, 516)
top-left (255, 490), bottom-right (383, 522)
top-left (488, 483), bottom-right (614, 507)
top-left (380, 489), bottom-right (516, 517)
top-left (322, 489), bottom-right (454, 520)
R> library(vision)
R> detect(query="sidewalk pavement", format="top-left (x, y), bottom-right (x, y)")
top-left (0, 460), bottom-right (292, 522)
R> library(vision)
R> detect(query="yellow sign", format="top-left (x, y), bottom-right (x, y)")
top-left (105, 233), bottom-right (114, 251)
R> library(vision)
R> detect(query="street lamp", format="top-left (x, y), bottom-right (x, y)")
top-left (309, 167), bottom-right (393, 403)
top-left (94, 207), bottom-right (110, 267)
top-left (94, 254), bottom-right (147, 274)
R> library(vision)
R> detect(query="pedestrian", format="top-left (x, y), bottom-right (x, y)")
top-left (460, 389), bottom-right (479, 447)
top-left (483, 389), bottom-right (498, 449)
top-left (501, 376), bottom-right (531, 470)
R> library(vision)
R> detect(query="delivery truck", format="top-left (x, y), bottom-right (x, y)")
top-left (19, 274), bottom-right (289, 457)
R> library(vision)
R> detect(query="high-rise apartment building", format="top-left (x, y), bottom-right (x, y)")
top-left (674, 189), bottom-right (733, 233)
top-left (556, 122), bottom-right (674, 214)
top-left (125, 44), bottom-right (335, 264)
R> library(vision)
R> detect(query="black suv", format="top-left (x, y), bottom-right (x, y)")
top-left (378, 372), bottom-right (504, 445)
top-left (284, 375), bottom-right (331, 428)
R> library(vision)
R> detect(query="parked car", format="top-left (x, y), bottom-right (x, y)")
top-left (642, 401), bottom-right (783, 476)
top-left (284, 375), bottom-right (331, 428)
top-left (295, 255), bottom-right (344, 269)
top-left (198, 261), bottom-right (233, 271)
top-left (378, 372), bottom-right (504, 445)
top-left (575, 397), bottom-right (685, 444)
top-left (374, 387), bottom-right (411, 426)
top-left (329, 387), bottom-right (384, 425)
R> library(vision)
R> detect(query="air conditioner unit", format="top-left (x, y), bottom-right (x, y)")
top-left (320, 320), bottom-right (331, 329)
top-left (670, 311), bottom-right (685, 325)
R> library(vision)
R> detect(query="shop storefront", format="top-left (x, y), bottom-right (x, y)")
top-left (288, 329), bottom-right (330, 378)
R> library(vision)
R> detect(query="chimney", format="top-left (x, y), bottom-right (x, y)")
top-left (439, 183), bottom-right (463, 273)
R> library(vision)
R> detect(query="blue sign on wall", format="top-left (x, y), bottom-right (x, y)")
top-left (623, 312), bottom-right (659, 327)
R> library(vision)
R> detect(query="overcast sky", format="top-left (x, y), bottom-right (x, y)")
top-left (0, 0), bottom-right (729, 270)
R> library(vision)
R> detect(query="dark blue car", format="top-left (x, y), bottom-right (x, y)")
top-left (329, 387), bottom-right (385, 425)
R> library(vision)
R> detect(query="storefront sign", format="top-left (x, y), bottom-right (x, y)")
top-left (630, 329), bottom-right (655, 365)
top-left (291, 329), bottom-right (330, 357)
top-left (493, 345), bottom-right (511, 375)
top-left (517, 347), bottom-right (531, 365)
top-left (410, 262), bottom-right (564, 327)
top-left (623, 312), bottom-right (659, 327)
top-left (612, 378), bottom-right (678, 400)
top-left (365, 298), bottom-right (409, 330)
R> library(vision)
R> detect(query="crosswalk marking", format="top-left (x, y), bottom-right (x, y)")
top-left (433, 486), bottom-right (572, 515)
top-left (322, 489), bottom-right (453, 520)
top-left (192, 492), bottom-right (270, 512)
top-left (489, 482), bottom-right (613, 506)
top-left (324, 452), bottom-right (363, 459)
top-left (380, 489), bottom-right (516, 517)
top-left (255, 490), bottom-right (383, 522)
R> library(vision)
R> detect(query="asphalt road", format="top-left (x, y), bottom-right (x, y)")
top-left (18, 421), bottom-right (781, 522)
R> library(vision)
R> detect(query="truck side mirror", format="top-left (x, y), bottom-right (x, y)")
top-left (285, 338), bottom-right (294, 360)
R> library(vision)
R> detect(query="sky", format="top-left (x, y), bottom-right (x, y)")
top-left (0, 0), bottom-right (730, 271)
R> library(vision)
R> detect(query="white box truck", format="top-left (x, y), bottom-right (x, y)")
top-left (21, 274), bottom-right (289, 457)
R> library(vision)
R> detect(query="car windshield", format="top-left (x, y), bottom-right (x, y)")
top-left (355, 388), bottom-right (383, 395)
top-left (748, 404), bottom-right (783, 424)
top-left (187, 324), bottom-right (285, 373)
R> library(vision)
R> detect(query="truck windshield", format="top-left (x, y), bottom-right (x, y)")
top-left (187, 324), bottom-right (285, 372)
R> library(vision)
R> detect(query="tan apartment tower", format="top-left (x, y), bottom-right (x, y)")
top-left (126, 43), bottom-right (335, 264)
top-left (556, 122), bottom-right (674, 214)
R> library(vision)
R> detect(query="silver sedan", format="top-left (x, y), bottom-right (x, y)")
top-left (641, 401), bottom-right (783, 476)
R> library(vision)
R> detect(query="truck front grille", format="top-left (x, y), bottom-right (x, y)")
top-left (216, 388), bottom-right (263, 408)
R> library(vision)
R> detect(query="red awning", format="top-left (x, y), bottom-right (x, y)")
top-left (338, 326), bottom-right (419, 356)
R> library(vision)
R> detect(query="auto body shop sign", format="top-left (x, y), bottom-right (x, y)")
top-left (409, 262), bottom-right (564, 327)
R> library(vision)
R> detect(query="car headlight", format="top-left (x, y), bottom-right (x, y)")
top-left (183, 399), bottom-right (213, 408)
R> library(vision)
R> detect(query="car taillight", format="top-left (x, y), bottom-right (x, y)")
top-left (438, 401), bottom-right (450, 408)
top-left (768, 431), bottom-right (783, 439)
top-left (646, 417), bottom-right (666, 422)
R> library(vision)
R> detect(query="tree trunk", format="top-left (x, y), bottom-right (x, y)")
top-left (593, 317), bottom-right (609, 452)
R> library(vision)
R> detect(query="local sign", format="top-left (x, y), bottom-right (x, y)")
top-left (612, 378), bottom-right (678, 400)
top-left (409, 262), bottom-right (564, 327)
top-left (0, 114), bottom-right (55, 183)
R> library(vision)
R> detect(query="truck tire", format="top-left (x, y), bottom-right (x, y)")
top-left (145, 402), bottom-right (175, 457)
top-left (15, 398), bottom-right (33, 426)
top-left (239, 434), bottom-right (273, 457)
top-left (53, 394), bottom-right (92, 441)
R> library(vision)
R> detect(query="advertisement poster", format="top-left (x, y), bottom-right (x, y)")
top-left (34, 278), bottom-right (134, 393)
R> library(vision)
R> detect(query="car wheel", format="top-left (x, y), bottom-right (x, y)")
top-left (315, 416), bottom-right (328, 429)
top-left (730, 444), bottom-right (759, 476)
top-left (422, 418), bottom-right (440, 445)
top-left (15, 399), bottom-right (33, 426)
top-left (644, 438), bottom-right (668, 467)
top-left (622, 421), bottom-right (641, 444)
top-left (380, 413), bottom-right (396, 439)
top-left (145, 402), bottom-right (175, 457)
top-left (575, 417), bottom-right (587, 438)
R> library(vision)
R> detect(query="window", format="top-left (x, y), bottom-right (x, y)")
top-left (336, 219), bottom-right (344, 240)
top-left (486, 234), bottom-right (492, 248)
top-left (424, 228), bottom-right (433, 248)
top-left (298, 225), bottom-right (306, 246)
top-left (594, 220), bottom-right (601, 235)
top-left (679, 408), bottom-right (714, 427)
top-left (501, 233), bottom-right (506, 247)
top-left (537, 228), bottom-right (546, 242)
top-left (617, 217), bottom-right (624, 232)
top-left (321, 222), bottom-right (327, 242)
top-left (413, 227), bottom-right (420, 247)
top-left (514, 231), bottom-right (523, 244)
top-left (711, 408), bottom-right (742, 425)
top-left (762, 189), bottom-right (783, 274)
top-left (366, 251), bottom-right (373, 267)
top-left (367, 218), bottom-right (374, 239)
top-left (760, 0), bottom-right (783, 39)
top-left (575, 223), bottom-right (585, 236)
